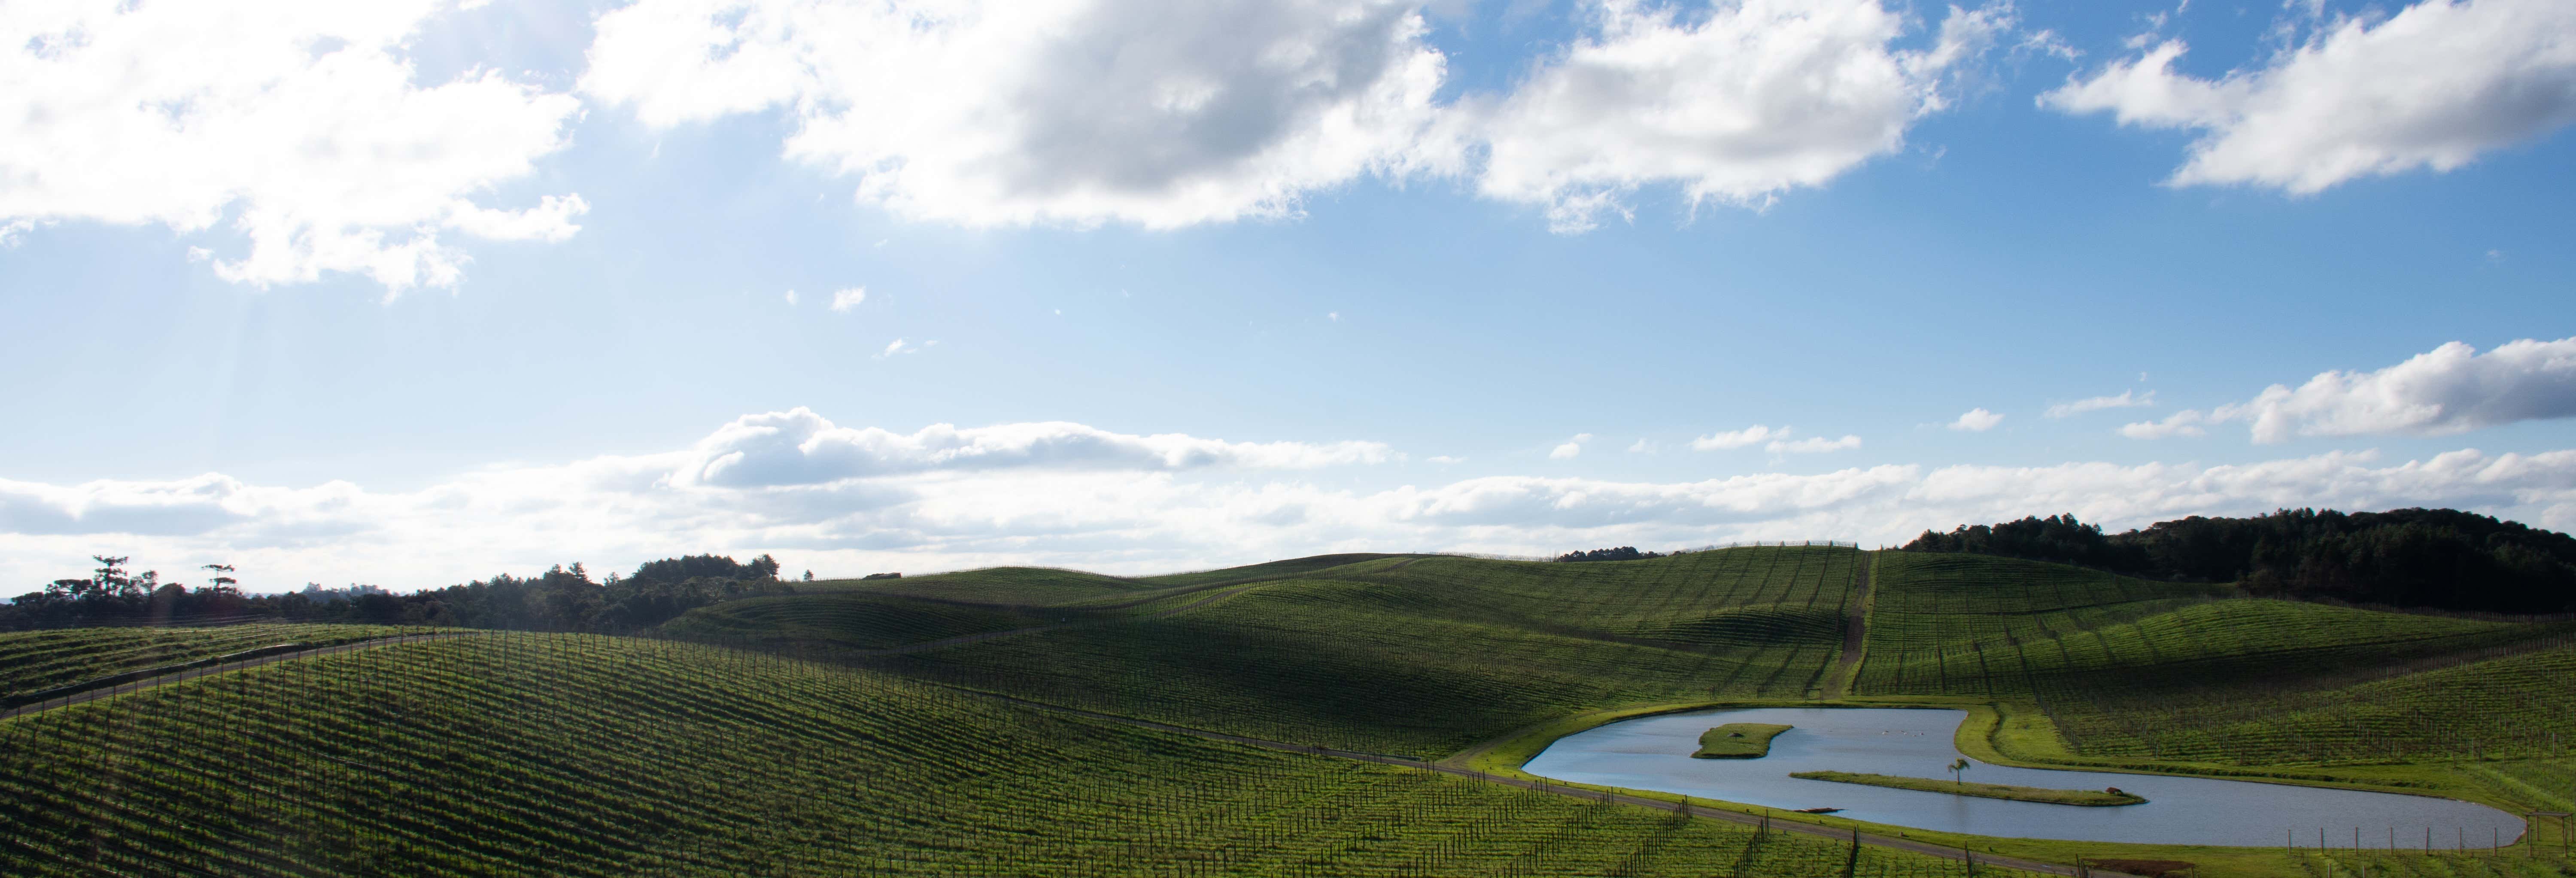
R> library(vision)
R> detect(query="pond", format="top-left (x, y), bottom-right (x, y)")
top-left (1522, 707), bottom-right (2527, 849)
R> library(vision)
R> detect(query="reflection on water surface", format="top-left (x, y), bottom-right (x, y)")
top-left (1522, 707), bottom-right (2524, 848)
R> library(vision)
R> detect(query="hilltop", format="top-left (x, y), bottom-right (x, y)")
top-left (2, 546), bottom-right (2571, 877)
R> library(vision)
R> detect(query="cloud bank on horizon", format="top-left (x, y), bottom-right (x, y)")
top-left (6, 0), bottom-right (2573, 290)
top-left (2124, 336), bottom-right (2576, 443)
top-left (7, 400), bottom-right (2576, 592)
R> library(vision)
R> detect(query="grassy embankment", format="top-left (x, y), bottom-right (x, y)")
top-left (1787, 771), bottom-right (2148, 806)
top-left (1695, 723), bottom-right (1794, 758)
top-left (0, 629), bottom-right (2011, 877)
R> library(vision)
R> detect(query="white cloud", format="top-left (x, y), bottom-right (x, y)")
top-left (1626, 438), bottom-right (1655, 453)
top-left (667, 408), bottom-right (1397, 488)
top-left (1949, 408), bottom-right (2004, 431)
top-left (1473, 0), bottom-right (2011, 231)
top-left (0, 219), bottom-right (33, 248)
top-left (1328, 311), bottom-right (1342, 322)
top-left (831, 287), bottom-right (869, 312)
top-left (2120, 410), bottom-right (2209, 440)
top-left (2152, 337), bottom-right (2576, 443)
top-left (2047, 389), bottom-right (2156, 418)
top-left (1692, 425), bottom-right (1782, 450)
top-left (1768, 434), bottom-right (1864, 454)
top-left (0, 0), bottom-right (585, 293)
top-left (11, 412), bottom-right (2576, 591)
top-left (784, 289), bottom-right (800, 306)
top-left (583, 0), bottom-right (1454, 229)
top-left (1428, 455), bottom-right (1465, 465)
top-left (877, 338), bottom-right (918, 359)
top-left (1550, 433), bottom-right (1593, 459)
top-left (2041, 0), bottom-right (2576, 194)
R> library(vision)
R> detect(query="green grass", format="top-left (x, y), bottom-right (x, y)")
top-left (1787, 771), bottom-right (2148, 806)
top-left (0, 622), bottom-right (415, 702)
top-left (802, 565), bottom-right (1157, 605)
top-left (1694, 723), bottom-right (1793, 758)
top-left (863, 547), bottom-right (1864, 756)
top-left (12, 545), bottom-right (2575, 877)
top-left (1853, 552), bottom-right (2576, 766)
top-left (654, 591), bottom-right (1060, 651)
top-left (1129, 553), bottom-right (1429, 587)
top-left (0, 631), bottom-right (2014, 877)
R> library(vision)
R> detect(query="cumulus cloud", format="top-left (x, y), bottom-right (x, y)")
top-left (0, 0), bottom-right (585, 292)
top-left (2140, 337), bottom-right (2576, 443)
top-left (1692, 425), bottom-right (1783, 450)
top-left (2119, 410), bottom-right (2210, 440)
top-left (10, 412), bottom-right (2576, 591)
top-left (668, 408), bottom-right (1397, 488)
top-left (2047, 389), bottom-right (2155, 418)
top-left (1948, 408), bottom-right (2003, 431)
top-left (1550, 433), bottom-right (1593, 459)
top-left (831, 288), bottom-right (868, 312)
top-left (1768, 434), bottom-right (1864, 454)
top-left (1474, 0), bottom-right (2012, 231)
top-left (2041, 0), bottom-right (2576, 194)
top-left (583, 0), bottom-right (1453, 228)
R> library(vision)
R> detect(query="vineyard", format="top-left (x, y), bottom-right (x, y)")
top-left (857, 549), bottom-right (1860, 756)
top-left (0, 631), bottom-right (2012, 877)
top-left (1852, 553), bottom-right (2576, 765)
top-left (3, 545), bottom-right (2572, 876)
top-left (0, 622), bottom-right (414, 703)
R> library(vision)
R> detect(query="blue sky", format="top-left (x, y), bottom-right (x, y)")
top-left (5, 0), bottom-right (2575, 591)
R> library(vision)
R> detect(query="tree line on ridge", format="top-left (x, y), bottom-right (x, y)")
top-left (1, 553), bottom-right (802, 632)
top-left (1902, 507), bottom-right (2576, 614)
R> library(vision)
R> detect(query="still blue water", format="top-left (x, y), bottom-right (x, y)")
top-left (1521, 707), bottom-right (2526, 848)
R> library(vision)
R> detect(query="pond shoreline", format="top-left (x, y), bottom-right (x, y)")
top-left (1516, 705), bottom-right (2525, 849)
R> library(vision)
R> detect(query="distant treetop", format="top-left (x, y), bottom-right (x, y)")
top-left (1555, 547), bottom-right (1665, 563)
top-left (1902, 508), bottom-right (2576, 614)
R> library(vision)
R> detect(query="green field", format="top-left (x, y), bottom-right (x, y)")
top-left (860, 549), bottom-right (1859, 755)
top-left (0, 630), bottom-right (2005, 877)
top-left (0, 622), bottom-right (416, 702)
top-left (5, 545), bottom-right (2573, 876)
top-left (1787, 771), bottom-right (2148, 806)
top-left (1696, 723), bottom-right (1794, 758)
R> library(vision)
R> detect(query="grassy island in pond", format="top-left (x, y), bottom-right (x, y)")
top-left (1693, 723), bottom-right (1794, 758)
top-left (1789, 771), bottom-right (2148, 806)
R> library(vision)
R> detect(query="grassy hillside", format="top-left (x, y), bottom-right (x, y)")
top-left (654, 592), bottom-right (1059, 651)
top-left (11, 545), bottom-right (2571, 876)
top-left (1130, 553), bottom-right (1429, 587)
top-left (803, 565), bottom-right (1159, 605)
top-left (1853, 552), bottom-right (2576, 765)
top-left (0, 631), bottom-right (2003, 877)
top-left (0, 623), bottom-right (413, 702)
top-left (859, 548), bottom-right (1860, 756)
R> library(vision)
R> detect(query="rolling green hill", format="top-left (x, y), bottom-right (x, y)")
top-left (0, 630), bottom-right (1993, 877)
top-left (7, 544), bottom-right (2573, 877)
top-left (860, 548), bottom-right (1860, 756)
top-left (1853, 552), bottom-right (2576, 766)
top-left (0, 622), bottom-right (414, 703)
